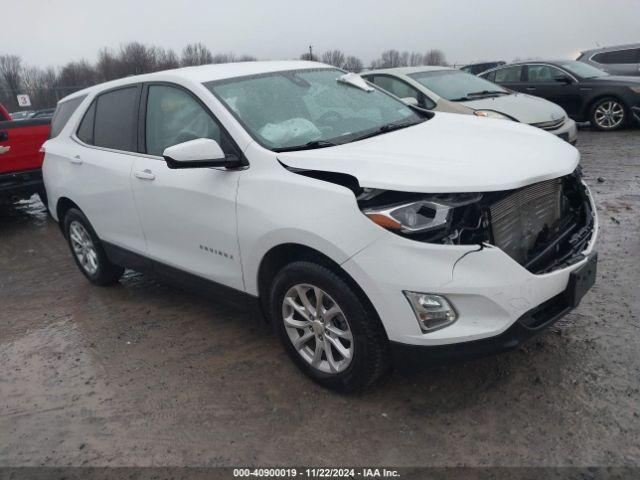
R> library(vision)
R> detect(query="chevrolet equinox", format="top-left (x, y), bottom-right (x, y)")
top-left (43, 61), bottom-right (598, 391)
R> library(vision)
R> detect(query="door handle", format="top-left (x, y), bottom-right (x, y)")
top-left (526, 87), bottom-right (536, 91)
top-left (134, 169), bottom-right (156, 181)
top-left (70, 155), bottom-right (83, 165)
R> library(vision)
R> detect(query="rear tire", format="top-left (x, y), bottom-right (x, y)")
top-left (269, 261), bottom-right (390, 392)
top-left (63, 208), bottom-right (124, 286)
top-left (590, 97), bottom-right (626, 131)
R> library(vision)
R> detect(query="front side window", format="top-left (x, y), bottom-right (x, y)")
top-left (93, 86), bottom-right (139, 151)
top-left (50, 95), bottom-right (86, 138)
top-left (408, 70), bottom-right (508, 101)
top-left (205, 68), bottom-right (422, 151)
top-left (145, 85), bottom-right (235, 157)
top-left (593, 49), bottom-right (639, 65)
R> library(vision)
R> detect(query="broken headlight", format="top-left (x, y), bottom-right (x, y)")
top-left (360, 191), bottom-right (489, 244)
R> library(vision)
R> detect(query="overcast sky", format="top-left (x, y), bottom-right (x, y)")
top-left (6, 0), bottom-right (640, 67)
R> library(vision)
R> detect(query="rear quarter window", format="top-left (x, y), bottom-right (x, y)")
top-left (50, 95), bottom-right (86, 138)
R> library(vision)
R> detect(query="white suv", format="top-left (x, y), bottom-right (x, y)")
top-left (43, 61), bottom-right (598, 391)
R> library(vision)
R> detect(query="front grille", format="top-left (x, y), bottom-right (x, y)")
top-left (530, 117), bottom-right (565, 131)
top-left (490, 178), bottom-right (562, 265)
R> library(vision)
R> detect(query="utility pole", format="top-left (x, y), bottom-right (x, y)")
top-left (309, 45), bottom-right (313, 60)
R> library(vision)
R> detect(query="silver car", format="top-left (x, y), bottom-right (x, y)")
top-left (362, 67), bottom-right (578, 144)
top-left (577, 43), bottom-right (640, 77)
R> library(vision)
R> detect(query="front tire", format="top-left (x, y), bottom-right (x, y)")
top-left (590, 97), bottom-right (626, 131)
top-left (63, 208), bottom-right (124, 286)
top-left (270, 261), bottom-right (390, 392)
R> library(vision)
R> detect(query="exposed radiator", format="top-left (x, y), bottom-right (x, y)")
top-left (490, 178), bottom-right (563, 265)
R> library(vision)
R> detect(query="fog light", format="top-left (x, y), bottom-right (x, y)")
top-left (403, 292), bottom-right (457, 332)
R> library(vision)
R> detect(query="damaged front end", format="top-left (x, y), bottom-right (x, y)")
top-left (357, 168), bottom-right (595, 274)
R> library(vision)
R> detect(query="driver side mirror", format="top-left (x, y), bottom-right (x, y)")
top-left (162, 138), bottom-right (243, 169)
top-left (554, 74), bottom-right (573, 85)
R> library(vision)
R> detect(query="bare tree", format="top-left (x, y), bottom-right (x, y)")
top-left (424, 49), bottom-right (447, 66)
top-left (343, 55), bottom-right (364, 73)
top-left (370, 50), bottom-right (410, 69)
top-left (300, 52), bottom-right (318, 61)
top-left (0, 55), bottom-right (23, 110)
top-left (321, 50), bottom-right (346, 68)
top-left (96, 48), bottom-right (119, 82)
top-left (212, 52), bottom-right (237, 64)
top-left (409, 52), bottom-right (424, 66)
top-left (56, 60), bottom-right (97, 97)
top-left (238, 55), bottom-right (258, 62)
top-left (155, 48), bottom-right (180, 71)
top-left (22, 66), bottom-right (59, 107)
top-left (181, 43), bottom-right (213, 66)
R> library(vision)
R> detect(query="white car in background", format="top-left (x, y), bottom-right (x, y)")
top-left (362, 66), bottom-right (578, 144)
top-left (43, 61), bottom-right (596, 391)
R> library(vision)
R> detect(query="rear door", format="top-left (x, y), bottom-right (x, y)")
top-left (521, 64), bottom-right (582, 115)
top-left (61, 85), bottom-right (147, 253)
top-left (130, 83), bottom-right (245, 290)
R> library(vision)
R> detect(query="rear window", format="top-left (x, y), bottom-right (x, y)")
top-left (50, 96), bottom-right (86, 138)
top-left (93, 86), bottom-right (140, 151)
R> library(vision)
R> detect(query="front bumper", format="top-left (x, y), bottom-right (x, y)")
top-left (390, 252), bottom-right (597, 366)
top-left (341, 184), bottom-right (598, 349)
top-left (550, 118), bottom-right (578, 145)
top-left (0, 168), bottom-right (43, 201)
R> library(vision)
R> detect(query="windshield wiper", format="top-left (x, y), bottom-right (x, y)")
top-left (466, 90), bottom-right (508, 98)
top-left (273, 139), bottom-right (337, 152)
top-left (348, 119), bottom-right (423, 143)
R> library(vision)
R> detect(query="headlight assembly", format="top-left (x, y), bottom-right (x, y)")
top-left (361, 192), bottom-right (489, 244)
top-left (473, 110), bottom-right (512, 120)
top-left (363, 193), bottom-right (482, 233)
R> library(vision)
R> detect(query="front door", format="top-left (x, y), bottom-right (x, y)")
top-left (522, 64), bottom-right (582, 116)
top-left (130, 83), bottom-right (245, 291)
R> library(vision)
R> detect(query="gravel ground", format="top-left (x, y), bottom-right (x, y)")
top-left (1, 128), bottom-right (639, 467)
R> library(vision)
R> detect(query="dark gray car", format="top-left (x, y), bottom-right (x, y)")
top-left (577, 43), bottom-right (640, 77)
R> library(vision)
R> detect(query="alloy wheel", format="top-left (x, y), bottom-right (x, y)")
top-left (69, 220), bottom-right (99, 275)
top-left (594, 100), bottom-right (624, 130)
top-left (282, 284), bottom-right (354, 375)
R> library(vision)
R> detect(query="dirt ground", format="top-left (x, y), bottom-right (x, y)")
top-left (1, 128), bottom-right (639, 468)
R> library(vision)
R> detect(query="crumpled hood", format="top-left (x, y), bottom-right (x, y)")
top-left (460, 93), bottom-right (567, 124)
top-left (277, 112), bottom-right (579, 193)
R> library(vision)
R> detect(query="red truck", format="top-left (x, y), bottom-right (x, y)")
top-left (0, 102), bottom-right (51, 204)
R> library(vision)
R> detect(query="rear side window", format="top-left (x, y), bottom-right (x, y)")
top-left (93, 86), bottom-right (140, 151)
top-left (593, 49), bottom-right (639, 65)
top-left (493, 66), bottom-right (522, 83)
top-left (50, 96), bottom-right (86, 138)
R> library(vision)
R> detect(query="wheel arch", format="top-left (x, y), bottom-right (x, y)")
top-left (55, 197), bottom-right (82, 235)
top-left (256, 243), bottom-right (386, 337)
